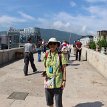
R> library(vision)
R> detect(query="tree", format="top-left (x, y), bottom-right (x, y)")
top-left (97, 40), bottom-right (102, 49)
top-left (97, 39), bottom-right (107, 48)
top-left (101, 39), bottom-right (107, 47)
top-left (89, 41), bottom-right (96, 50)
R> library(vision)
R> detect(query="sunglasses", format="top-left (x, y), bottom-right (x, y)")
top-left (49, 42), bottom-right (57, 45)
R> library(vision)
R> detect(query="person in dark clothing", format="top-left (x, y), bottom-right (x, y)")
top-left (37, 46), bottom-right (42, 62)
top-left (42, 43), bottom-right (47, 53)
top-left (75, 40), bottom-right (82, 61)
top-left (24, 37), bottom-right (37, 76)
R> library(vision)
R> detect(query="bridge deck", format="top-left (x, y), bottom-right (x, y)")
top-left (0, 53), bottom-right (107, 107)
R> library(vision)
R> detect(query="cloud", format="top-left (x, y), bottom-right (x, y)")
top-left (70, 1), bottom-right (76, 7)
top-left (18, 11), bottom-right (35, 20)
top-left (86, 0), bottom-right (107, 3)
top-left (0, 12), bottom-right (35, 29)
top-left (53, 21), bottom-right (70, 29)
top-left (37, 11), bottom-right (107, 35)
top-left (87, 6), bottom-right (107, 17)
top-left (0, 3), bottom-right (107, 35)
top-left (82, 25), bottom-right (87, 32)
top-left (0, 15), bottom-right (26, 25)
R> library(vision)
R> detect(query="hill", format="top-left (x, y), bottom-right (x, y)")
top-left (40, 28), bottom-right (81, 44)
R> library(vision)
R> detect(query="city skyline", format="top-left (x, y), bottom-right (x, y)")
top-left (0, 0), bottom-right (107, 35)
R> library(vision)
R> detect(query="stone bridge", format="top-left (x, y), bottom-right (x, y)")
top-left (0, 50), bottom-right (107, 107)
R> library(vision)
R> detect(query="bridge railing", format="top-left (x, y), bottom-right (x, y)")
top-left (0, 47), bottom-right (24, 66)
top-left (82, 47), bottom-right (107, 78)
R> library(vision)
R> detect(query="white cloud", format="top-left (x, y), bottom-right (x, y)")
top-left (70, 1), bottom-right (76, 7)
top-left (53, 21), bottom-right (70, 29)
top-left (0, 12), bottom-right (35, 29)
top-left (86, 0), bottom-right (107, 3)
top-left (82, 25), bottom-right (87, 32)
top-left (87, 6), bottom-right (107, 17)
top-left (1, 4), bottom-right (107, 35)
top-left (37, 11), bottom-right (107, 35)
top-left (0, 15), bottom-right (26, 25)
top-left (18, 11), bottom-right (35, 20)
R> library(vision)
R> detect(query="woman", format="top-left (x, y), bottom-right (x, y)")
top-left (43, 37), bottom-right (67, 107)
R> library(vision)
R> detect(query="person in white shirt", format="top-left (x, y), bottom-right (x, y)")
top-left (24, 37), bottom-right (37, 76)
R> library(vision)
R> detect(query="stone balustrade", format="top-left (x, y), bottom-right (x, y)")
top-left (0, 47), bottom-right (107, 78)
top-left (0, 48), bottom-right (24, 66)
top-left (82, 47), bottom-right (107, 78)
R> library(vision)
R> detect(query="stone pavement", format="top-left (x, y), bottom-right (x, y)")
top-left (0, 53), bottom-right (107, 107)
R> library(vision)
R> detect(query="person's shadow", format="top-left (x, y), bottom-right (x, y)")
top-left (28, 71), bottom-right (43, 76)
top-left (75, 101), bottom-right (104, 107)
top-left (68, 60), bottom-right (80, 66)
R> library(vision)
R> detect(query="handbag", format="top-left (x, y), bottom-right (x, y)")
top-left (44, 76), bottom-right (55, 89)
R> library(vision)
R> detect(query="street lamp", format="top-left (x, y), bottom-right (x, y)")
top-left (7, 31), bottom-right (10, 49)
top-left (69, 33), bottom-right (71, 44)
top-left (19, 34), bottom-right (20, 47)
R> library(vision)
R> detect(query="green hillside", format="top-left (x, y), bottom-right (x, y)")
top-left (40, 28), bottom-right (81, 44)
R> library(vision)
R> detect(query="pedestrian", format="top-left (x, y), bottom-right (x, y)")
top-left (43, 37), bottom-right (67, 107)
top-left (75, 40), bottom-right (82, 61)
top-left (61, 45), bottom-right (69, 62)
top-left (42, 41), bottom-right (47, 53)
top-left (73, 41), bottom-right (76, 55)
top-left (37, 45), bottom-right (42, 62)
top-left (24, 37), bottom-right (37, 76)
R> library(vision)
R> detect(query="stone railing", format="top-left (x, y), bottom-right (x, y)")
top-left (82, 47), bottom-right (107, 78)
top-left (0, 48), bottom-right (24, 66)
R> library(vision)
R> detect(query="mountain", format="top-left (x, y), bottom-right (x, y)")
top-left (40, 28), bottom-right (82, 44)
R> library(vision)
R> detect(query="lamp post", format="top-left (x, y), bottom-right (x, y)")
top-left (69, 33), bottom-right (71, 44)
top-left (0, 37), bottom-right (1, 50)
top-left (19, 34), bottom-right (20, 47)
top-left (7, 31), bottom-right (10, 49)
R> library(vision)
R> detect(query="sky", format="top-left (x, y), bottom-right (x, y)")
top-left (0, 0), bottom-right (107, 35)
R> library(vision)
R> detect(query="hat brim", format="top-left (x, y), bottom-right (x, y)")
top-left (47, 41), bottom-right (60, 48)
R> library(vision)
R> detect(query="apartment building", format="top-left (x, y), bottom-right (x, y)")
top-left (0, 29), bottom-right (20, 49)
top-left (80, 35), bottom-right (93, 46)
top-left (97, 30), bottom-right (107, 40)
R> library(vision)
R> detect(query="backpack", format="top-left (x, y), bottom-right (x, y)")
top-left (61, 46), bottom-right (68, 54)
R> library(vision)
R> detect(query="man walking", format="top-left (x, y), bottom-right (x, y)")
top-left (24, 37), bottom-right (37, 76)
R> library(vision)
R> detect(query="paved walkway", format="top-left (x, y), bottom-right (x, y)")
top-left (0, 53), bottom-right (107, 107)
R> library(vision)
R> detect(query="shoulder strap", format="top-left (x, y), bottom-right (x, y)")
top-left (58, 52), bottom-right (64, 72)
top-left (45, 52), bottom-right (49, 59)
top-left (58, 52), bottom-right (62, 64)
top-left (44, 52), bottom-right (49, 67)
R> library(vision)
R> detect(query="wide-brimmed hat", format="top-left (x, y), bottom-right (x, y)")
top-left (47, 37), bottom-right (60, 48)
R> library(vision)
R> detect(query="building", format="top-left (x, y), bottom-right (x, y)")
top-left (0, 29), bottom-right (20, 49)
top-left (0, 31), bottom-right (8, 44)
top-left (80, 35), bottom-right (93, 46)
top-left (0, 27), bottom-right (42, 49)
top-left (93, 36), bottom-right (99, 43)
top-left (0, 31), bottom-right (8, 49)
top-left (97, 30), bottom-right (107, 40)
top-left (19, 27), bottom-right (42, 46)
top-left (8, 28), bottom-right (20, 48)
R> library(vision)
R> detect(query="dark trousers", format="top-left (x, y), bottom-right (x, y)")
top-left (24, 53), bottom-right (37, 75)
top-left (76, 49), bottom-right (81, 61)
top-left (45, 88), bottom-right (63, 107)
top-left (37, 51), bottom-right (41, 62)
